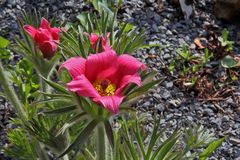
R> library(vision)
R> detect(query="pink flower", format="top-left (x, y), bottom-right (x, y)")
top-left (24, 18), bottom-right (60, 59)
top-left (88, 33), bottom-right (111, 51)
top-left (59, 49), bottom-right (146, 114)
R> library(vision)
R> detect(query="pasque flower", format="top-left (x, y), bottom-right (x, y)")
top-left (88, 33), bottom-right (111, 51)
top-left (60, 49), bottom-right (146, 114)
top-left (24, 18), bottom-right (60, 59)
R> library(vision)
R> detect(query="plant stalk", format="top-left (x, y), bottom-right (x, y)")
top-left (0, 62), bottom-right (50, 159)
top-left (63, 154), bottom-right (69, 160)
top-left (35, 141), bottom-right (50, 160)
top-left (38, 74), bottom-right (48, 93)
top-left (0, 61), bottom-right (26, 119)
top-left (96, 123), bottom-right (106, 160)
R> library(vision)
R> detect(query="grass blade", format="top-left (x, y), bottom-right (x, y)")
top-left (58, 119), bottom-right (98, 157)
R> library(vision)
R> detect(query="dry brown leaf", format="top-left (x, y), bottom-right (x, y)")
top-left (194, 38), bottom-right (205, 49)
top-left (158, 0), bottom-right (164, 12)
top-left (148, 54), bottom-right (157, 58)
top-left (234, 56), bottom-right (240, 67)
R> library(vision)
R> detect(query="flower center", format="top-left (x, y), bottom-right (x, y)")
top-left (93, 79), bottom-right (116, 96)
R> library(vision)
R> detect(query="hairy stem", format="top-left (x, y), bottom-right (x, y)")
top-left (62, 154), bottom-right (69, 160)
top-left (97, 123), bottom-right (106, 160)
top-left (0, 61), bottom-right (26, 119)
top-left (0, 62), bottom-right (50, 159)
top-left (35, 141), bottom-right (50, 160)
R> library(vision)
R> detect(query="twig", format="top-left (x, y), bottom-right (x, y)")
top-left (213, 102), bottom-right (225, 113)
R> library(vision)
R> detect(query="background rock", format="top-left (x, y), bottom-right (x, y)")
top-left (214, 0), bottom-right (240, 25)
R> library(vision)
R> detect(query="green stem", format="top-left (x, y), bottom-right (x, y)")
top-left (97, 123), bottom-right (106, 160)
top-left (38, 74), bottom-right (48, 93)
top-left (0, 61), bottom-right (50, 160)
top-left (35, 141), bottom-right (50, 160)
top-left (0, 61), bottom-right (26, 119)
top-left (62, 154), bottom-right (69, 160)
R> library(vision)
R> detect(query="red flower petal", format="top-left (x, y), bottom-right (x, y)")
top-left (34, 28), bottom-right (52, 44)
top-left (117, 54), bottom-right (147, 77)
top-left (93, 96), bottom-right (124, 114)
top-left (50, 27), bottom-right (60, 40)
top-left (39, 17), bottom-right (50, 29)
top-left (90, 33), bottom-right (99, 46)
top-left (115, 74), bottom-right (141, 95)
top-left (101, 32), bottom-right (110, 46)
top-left (85, 49), bottom-right (117, 82)
top-left (38, 41), bottom-right (57, 59)
top-left (59, 57), bottom-right (86, 79)
top-left (23, 25), bottom-right (37, 38)
top-left (67, 75), bottom-right (100, 98)
top-left (96, 66), bottom-right (118, 82)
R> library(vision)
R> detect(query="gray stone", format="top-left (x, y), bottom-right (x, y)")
top-left (153, 14), bottom-right (161, 23)
top-left (162, 90), bottom-right (171, 99)
top-left (166, 30), bottom-right (173, 35)
top-left (146, 0), bottom-right (155, 4)
top-left (203, 108), bottom-right (214, 116)
top-left (143, 101), bottom-right (151, 108)
top-left (226, 98), bottom-right (234, 104)
top-left (156, 104), bottom-right (165, 112)
top-left (152, 24), bottom-right (159, 32)
top-left (0, 105), bottom-right (5, 110)
top-left (153, 93), bottom-right (161, 99)
top-left (163, 53), bottom-right (171, 59)
top-left (222, 116), bottom-right (230, 122)
top-left (214, 0), bottom-right (240, 25)
top-left (229, 137), bottom-right (240, 145)
top-left (164, 81), bottom-right (173, 88)
top-left (189, 43), bottom-right (196, 49)
top-left (158, 26), bottom-right (167, 32)
top-left (233, 148), bottom-right (240, 158)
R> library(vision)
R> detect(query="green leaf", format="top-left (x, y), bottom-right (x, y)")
top-left (133, 121), bottom-right (146, 158)
top-left (104, 121), bottom-right (114, 149)
top-left (150, 129), bottom-right (179, 160)
top-left (59, 69), bottom-right (72, 84)
top-left (58, 119), bottom-right (98, 157)
top-left (157, 137), bottom-right (179, 160)
top-left (122, 120), bottom-right (138, 160)
top-left (38, 92), bottom-right (72, 99)
top-left (44, 105), bottom-right (77, 115)
top-left (0, 91), bottom-right (5, 98)
top-left (119, 106), bottom-right (136, 113)
top-left (123, 23), bottom-right (134, 32)
top-left (40, 75), bottom-right (69, 94)
top-left (127, 78), bottom-right (163, 100)
top-left (32, 98), bottom-right (68, 106)
top-left (199, 138), bottom-right (225, 160)
top-left (0, 36), bottom-right (10, 48)
top-left (141, 71), bottom-right (158, 85)
top-left (221, 56), bottom-right (239, 68)
top-left (57, 112), bottom-right (87, 136)
top-left (4, 128), bottom-right (37, 160)
top-left (0, 49), bottom-right (11, 60)
top-left (146, 119), bottom-right (163, 159)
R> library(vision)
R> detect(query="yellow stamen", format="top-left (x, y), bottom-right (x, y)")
top-left (93, 79), bottom-right (116, 96)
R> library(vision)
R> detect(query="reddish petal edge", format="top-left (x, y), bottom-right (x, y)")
top-left (93, 96), bottom-right (124, 114)
top-left (59, 57), bottom-right (86, 79)
top-left (67, 75), bottom-right (100, 98)
top-left (115, 74), bottom-right (141, 95)
top-left (23, 25), bottom-right (37, 38)
top-left (39, 17), bottom-right (50, 29)
top-left (117, 54), bottom-right (147, 77)
top-left (38, 41), bottom-right (58, 59)
top-left (85, 49), bottom-right (118, 82)
top-left (50, 27), bottom-right (60, 40)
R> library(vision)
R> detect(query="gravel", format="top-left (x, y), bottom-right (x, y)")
top-left (1, 0), bottom-right (240, 159)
